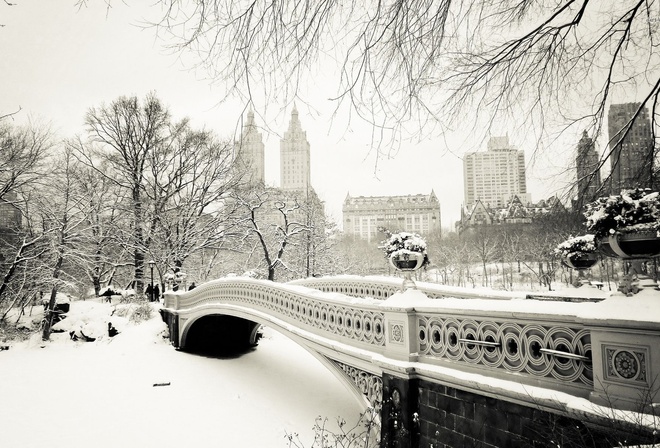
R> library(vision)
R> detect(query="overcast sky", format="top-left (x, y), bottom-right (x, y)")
top-left (1, 1), bottom-right (580, 230)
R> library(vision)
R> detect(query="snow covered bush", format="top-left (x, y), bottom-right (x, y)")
top-left (584, 189), bottom-right (660, 239)
top-left (554, 234), bottom-right (597, 259)
top-left (51, 301), bottom-right (129, 341)
top-left (113, 302), bottom-right (154, 323)
top-left (378, 232), bottom-right (430, 268)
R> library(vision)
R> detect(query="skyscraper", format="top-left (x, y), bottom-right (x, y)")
top-left (280, 105), bottom-right (311, 192)
top-left (575, 130), bottom-right (602, 202)
top-left (608, 103), bottom-right (654, 193)
top-left (235, 110), bottom-right (265, 186)
top-left (463, 136), bottom-right (529, 209)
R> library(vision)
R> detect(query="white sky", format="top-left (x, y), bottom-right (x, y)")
top-left (1, 1), bottom-right (583, 230)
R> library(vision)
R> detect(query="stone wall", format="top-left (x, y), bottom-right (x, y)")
top-left (416, 380), bottom-right (652, 448)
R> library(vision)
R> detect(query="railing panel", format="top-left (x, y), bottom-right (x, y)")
top-left (417, 313), bottom-right (593, 389)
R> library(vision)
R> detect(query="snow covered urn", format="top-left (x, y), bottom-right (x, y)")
top-left (584, 188), bottom-right (660, 294)
top-left (555, 235), bottom-right (598, 287)
top-left (379, 231), bottom-right (430, 291)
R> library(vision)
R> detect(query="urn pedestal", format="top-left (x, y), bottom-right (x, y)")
top-left (606, 231), bottom-right (660, 295)
top-left (562, 253), bottom-right (598, 287)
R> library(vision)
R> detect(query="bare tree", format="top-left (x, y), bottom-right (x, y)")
top-left (232, 188), bottom-right (311, 281)
top-left (77, 93), bottom-right (173, 293)
top-left (35, 148), bottom-right (94, 340)
top-left (465, 227), bottom-right (501, 287)
top-left (144, 124), bottom-right (242, 280)
top-left (0, 122), bottom-right (51, 315)
top-left (0, 121), bottom-right (50, 199)
top-left (140, 1), bottom-right (658, 160)
top-left (283, 190), bottom-right (336, 278)
top-left (70, 156), bottom-right (128, 296)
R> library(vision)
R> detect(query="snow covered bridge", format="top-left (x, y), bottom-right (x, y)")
top-left (160, 276), bottom-right (660, 448)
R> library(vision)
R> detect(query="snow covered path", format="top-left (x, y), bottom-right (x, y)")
top-left (0, 309), bottom-right (361, 448)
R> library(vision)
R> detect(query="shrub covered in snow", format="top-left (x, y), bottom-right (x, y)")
top-left (41, 292), bottom-right (72, 307)
top-left (584, 189), bottom-right (660, 239)
top-left (554, 234), bottom-right (597, 259)
top-left (51, 301), bottom-right (129, 341)
top-left (113, 302), bottom-right (154, 323)
top-left (378, 231), bottom-right (430, 268)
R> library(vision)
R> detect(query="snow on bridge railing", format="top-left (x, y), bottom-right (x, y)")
top-left (289, 275), bottom-right (529, 300)
top-left (289, 275), bottom-right (608, 302)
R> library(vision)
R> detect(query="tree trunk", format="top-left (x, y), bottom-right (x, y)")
top-left (133, 186), bottom-right (145, 294)
top-left (92, 246), bottom-right (102, 296)
top-left (42, 255), bottom-right (64, 341)
top-left (0, 238), bottom-right (39, 318)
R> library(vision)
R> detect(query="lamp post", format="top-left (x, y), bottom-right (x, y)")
top-left (148, 260), bottom-right (155, 302)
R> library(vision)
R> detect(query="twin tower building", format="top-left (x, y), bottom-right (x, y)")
top-left (234, 106), bottom-right (312, 193)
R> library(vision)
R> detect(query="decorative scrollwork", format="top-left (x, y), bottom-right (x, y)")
top-left (417, 315), bottom-right (593, 387)
top-left (614, 351), bottom-right (638, 379)
top-left (389, 322), bottom-right (404, 344)
top-left (605, 346), bottom-right (648, 384)
top-left (332, 360), bottom-right (383, 410)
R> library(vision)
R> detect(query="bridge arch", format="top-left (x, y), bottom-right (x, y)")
top-left (182, 314), bottom-right (262, 354)
top-left (175, 300), bottom-right (382, 417)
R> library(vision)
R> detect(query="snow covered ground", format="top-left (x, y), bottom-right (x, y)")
top-left (0, 300), bottom-right (362, 448)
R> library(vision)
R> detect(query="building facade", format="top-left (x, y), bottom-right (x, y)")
top-left (0, 192), bottom-right (22, 250)
top-left (608, 103), bottom-right (654, 193)
top-left (463, 136), bottom-right (529, 209)
top-left (280, 105), bottom-right (311, 192)
top-left (234, 110), bottom-right (265, 186)
top-left (575, 130), bottom-right (602, 203)
top-left (456, 195), bottom-right (564, 234)
top-left (342, 192), bottom-right (441, 242)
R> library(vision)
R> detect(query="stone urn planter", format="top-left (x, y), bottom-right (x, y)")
top-left (562, 252), bottom-right (598, 270)
top-left (380, 232), bottom-right (429, 291)
top-left (596, 239), bottom-right (618, 258)
top-left (607, 230), bottom-right (660, 259)
top-left (584, 189), bottom-right (660, 294)
top-left (390, 250), bottom-right (426, 290)
top-left (555, 235), bottom-right (598, 287)
top-left (390, 250), bottom-right (426, 271)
